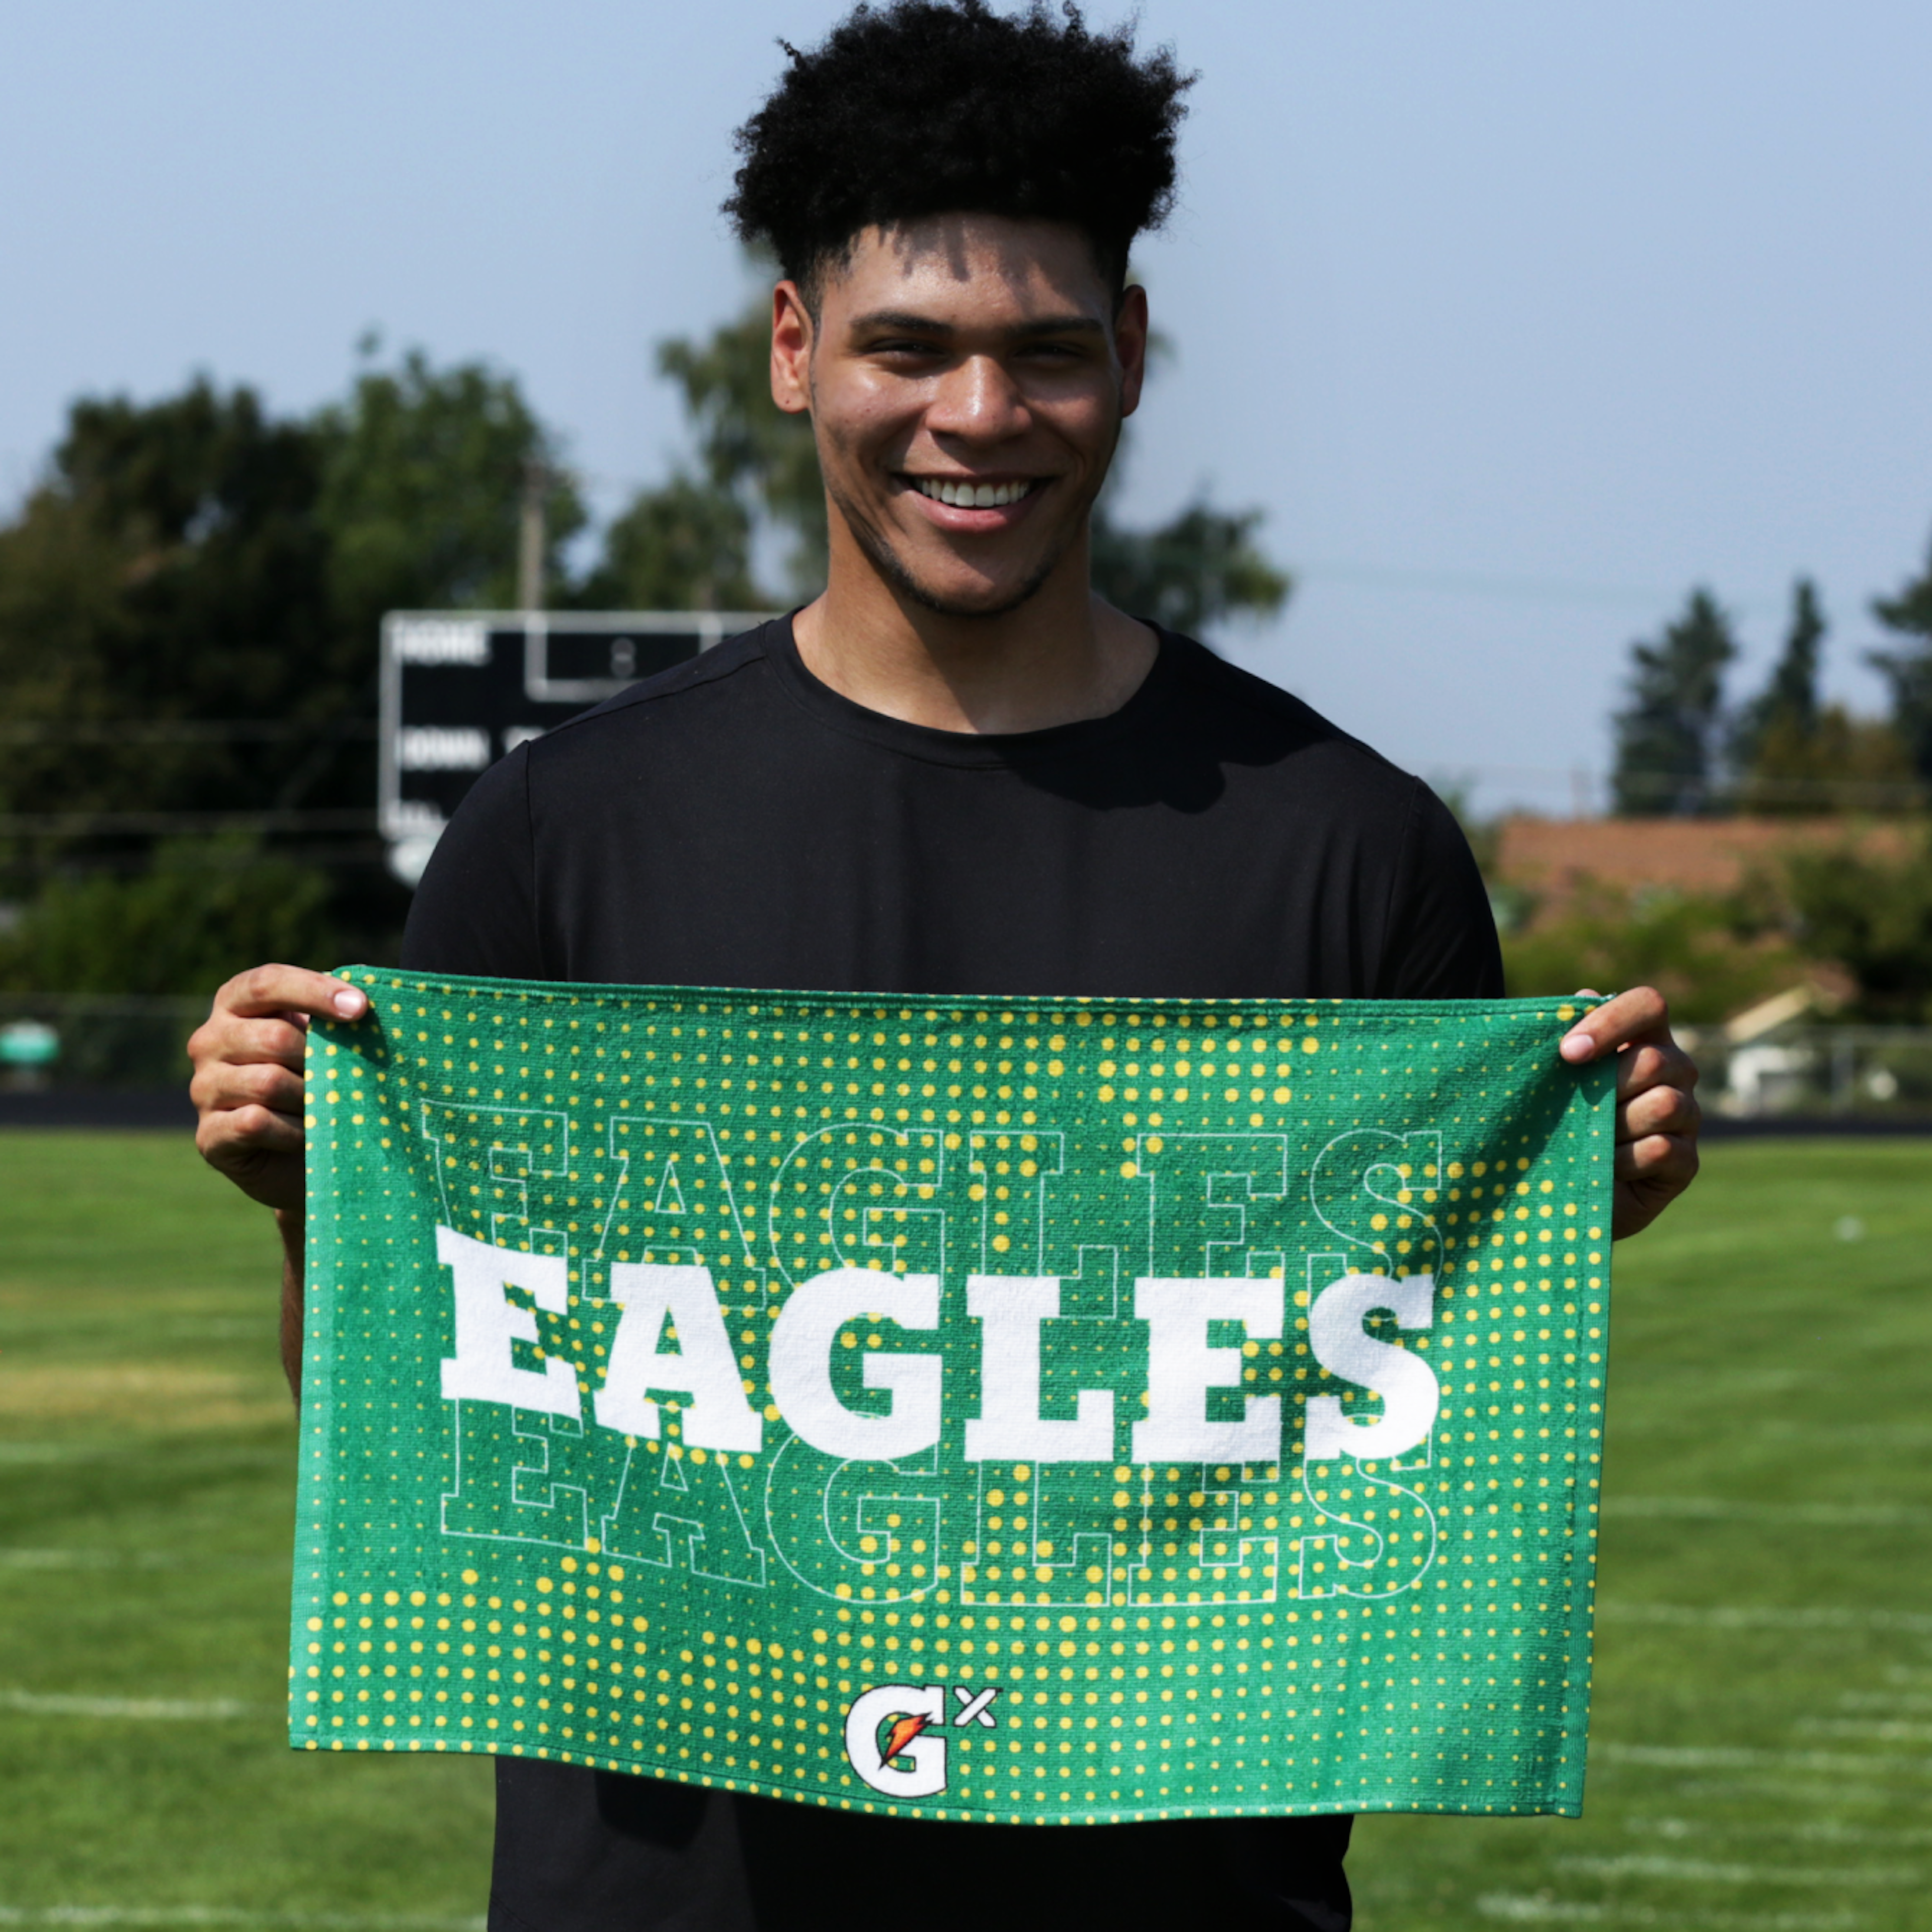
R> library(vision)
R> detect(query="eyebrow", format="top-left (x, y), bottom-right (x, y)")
top-left (847, 309), bottom-right (1106, 340)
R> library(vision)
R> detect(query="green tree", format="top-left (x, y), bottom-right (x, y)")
top-left (655, 303), bottom-right (828, 598)
top-left (1869, 533), bottom-right (1932, 779)
top-left (575, 474), bottom-right (760, 612)
top-left (0, 348), bottom-right (583, 992)
top-left (0, 380), bottom-right (339, 826)
top-left (0, 838), bottom-right (333, 998)
top-left (0, 349), bottom-right (584, 830)
top-left (1785, 830), bottom-right (1932, 1022)
top-left (1721, 577), bottom-right (1917, 812)
top-left (1611, 588), bottom-right (1738, 816)
top-left (1502, 880), bottom-right (1806, 1024)
top-left (1737, 705), bottom-right (1915, 814)
top-left (1089, 499), bottom-right (1289, 636)
top-left (315, 345), bottom-right (587, 634)
top-left (1732, 578), bottom-right (1823, 770)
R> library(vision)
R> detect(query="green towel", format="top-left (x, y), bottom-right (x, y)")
top-left (294, 969), bottom-right (1614, 1826)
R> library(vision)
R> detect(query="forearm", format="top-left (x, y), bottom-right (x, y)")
top-left (276, 1208), bottom-right (305, 1408)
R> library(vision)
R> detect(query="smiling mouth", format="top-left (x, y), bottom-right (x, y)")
top-left (910, 476), bottom-right (1039, 509)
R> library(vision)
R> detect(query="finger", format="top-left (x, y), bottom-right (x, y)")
top-left (199, 1100), bottom-right (306, 1157)
top-left (204, 1012), bottom-right (313, 1074)
top-left (212, 963), bottom-right (367, 1025)
top-left (1612, 1131), bottom-right (1701, 1239)
top-left (190, 1056), bottom-right (306, 1120)
top-left (1614, 1039), bottom-right (1701, 1100)
top-left (191, 1014), bottom-right (313, 1072)
top-left (1617, 1081), bottom-right (1701, 1143)
top-left (1615, 1129), bottom-right (1699, 1188)
top-left (1560, 985), bottom-right (1670, 1064)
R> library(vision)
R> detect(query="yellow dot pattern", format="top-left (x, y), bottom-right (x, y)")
top-left (292, 974), bottom-right (1615, 1824)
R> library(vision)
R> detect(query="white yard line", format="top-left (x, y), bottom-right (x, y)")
top-left (1560, 1853), bottom-right (1917, 1888)
top-left (1478, 1898), bottom-right (1867, 1930)
top-left (0, 1445), bottom-right (284, 1465)
top-left (0, 1550), bottom-right (282, 1571)
top-left (0, 1913), bottom-right (481, 1930)
top-left (1597, 1600), bottom-right (1932, 1636)
top-left (1606, 1496), bottom-right (1932, 1528)
top-left (1843, 1688), bottom-right (1932, 1711)
top-left (1801, 1718), bottom-right (1932, 1744)
top-left (1628, 1815), bottom-right (1932, 1849)
top-left (0, 1691), bottom-right (273, 1721)
top-left (0, 1551), bottom-right (143, 1569)
top-left (1670, 1777), bottom-right (1918, 1808)
top-left (1597, 1742), bottom-right (1932, 1778)
top-left (1751, 1418), bottom-right (1932, 1446)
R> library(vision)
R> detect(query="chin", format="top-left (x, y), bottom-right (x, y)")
top-left (872, 533), bottom-right (1067, 621)
top-left (899, 573), bottom-right (1050, 620)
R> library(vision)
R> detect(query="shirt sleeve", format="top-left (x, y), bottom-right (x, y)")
top-left (1377, 779), bottom-right (1505, 999)
top-left (398, 744), bottom-right (545, 979)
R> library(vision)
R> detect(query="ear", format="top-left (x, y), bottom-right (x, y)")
top-left (1114, 282), bottom-right (1150, 421)
top-left (771, 282), bottom-right (814, 416)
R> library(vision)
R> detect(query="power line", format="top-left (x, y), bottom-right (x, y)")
top-left (1427, 763), bottom-right (1931, 813)
top-left (1293, 560), bottom-right (1789, 616)
top-left (0, 719), bottom-right (375, 746)
top-left (4, 841), bottom-right (392, 875)
top-left (0, 809), bottom-right (377, 836)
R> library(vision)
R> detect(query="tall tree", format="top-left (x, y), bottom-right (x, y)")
top-left (1089, 499), bottom-right (1289, 636)
top-left (0, 836), bottom-right (334, 999)
top-left (0, 348), bottom-right (585, 989)
top-left (0, 380), bottom-right (337, 826)
top-left (1611, 588), bottom-right (1737, 815)
top-left (1786, 830), bottom-right (1932, 1022)
top-left (1724, 577), bottom-right (1917, 813)
top-left (1869, 533), bottom-right (1932, 779)
top-left (1731, 577), bottom-right (1823, 769)
top-left (575, 474), bottom-right (761, 613)
top-left (655, 303), bottom-right (828, 597)
top-left (315, 345), bottom-right (586, 637)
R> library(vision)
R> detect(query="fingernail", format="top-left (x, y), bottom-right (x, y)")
top-left (1560, 1030), bottom-right (1594, 1063)
top-left (333, 989), bottom-right (367, 1017)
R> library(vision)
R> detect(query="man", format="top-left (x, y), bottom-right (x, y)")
top-left (189, 5), bottom-right (1701, 1927)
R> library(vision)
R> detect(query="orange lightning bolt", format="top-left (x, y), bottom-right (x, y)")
top-left (880, 1712), bottom-right (931, 1766)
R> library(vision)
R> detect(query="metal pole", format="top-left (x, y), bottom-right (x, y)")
top-left (518, 460), bottom-right (548, 612)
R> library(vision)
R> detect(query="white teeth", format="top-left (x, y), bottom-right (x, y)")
top-left (916, 477), bottom-right (1032, 508)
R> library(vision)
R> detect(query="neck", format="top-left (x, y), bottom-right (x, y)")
top-left (791, 522), bottom-right (1157, 735)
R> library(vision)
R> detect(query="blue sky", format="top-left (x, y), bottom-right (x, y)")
top-left (4, 1), bottom-right (1929, 813)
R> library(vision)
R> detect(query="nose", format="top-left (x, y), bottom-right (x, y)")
top-left (925, 353), bottom-right (1029, 444)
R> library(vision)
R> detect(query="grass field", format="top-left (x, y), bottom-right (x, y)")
top-left (2, 1132), bottom-right (1928, 1929)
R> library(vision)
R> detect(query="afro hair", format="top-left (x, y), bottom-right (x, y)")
top-left (726, 1), bottom-right (1191, 300)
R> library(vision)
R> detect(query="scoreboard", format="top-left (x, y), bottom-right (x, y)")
top-left (379, 609), bottom-right (771, 884)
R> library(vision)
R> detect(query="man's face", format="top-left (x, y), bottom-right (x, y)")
top-left (772, 214), bottom-right (1148, 619)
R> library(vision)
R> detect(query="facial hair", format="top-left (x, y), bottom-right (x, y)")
top-left (823, 468), bottom-right (1080, 620)
top-left (809, 358), bottom-right (1117, 622)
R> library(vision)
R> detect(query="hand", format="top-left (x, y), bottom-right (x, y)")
top-left (1557, 985), bottom-right (1700, 1241)
top-left (189, 965), bottom-right (369, 1216)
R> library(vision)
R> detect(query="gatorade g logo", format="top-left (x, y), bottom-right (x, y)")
top-left (843, 1683), bottom-right (1000, 1798)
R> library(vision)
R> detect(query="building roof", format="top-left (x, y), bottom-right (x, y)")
top-left (1495, 815), bottom-right (1913, 907)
